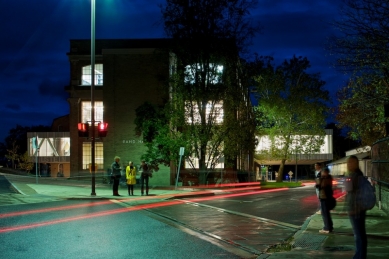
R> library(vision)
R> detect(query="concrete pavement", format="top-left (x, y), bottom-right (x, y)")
top-left (261, 196), bottom-right (389, 258)
top-left (1, 172), bottom-right (389, 258)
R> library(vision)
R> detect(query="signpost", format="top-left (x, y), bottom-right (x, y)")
top-left (175, 147), bottom-right (185, 190)
top-left (288, 171), bottom-right (293, 182)
top-left (33, 136), bottom-right (39, 184)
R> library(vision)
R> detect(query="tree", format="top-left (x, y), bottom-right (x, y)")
top-left (155, 0), bottom-right (259, 183)
top-left (335, 77), bottom-right (389, 145)
top-left (329, 0), bottom-right (389, 76)
top-left (1, 125), bottom-right (51, 156)
top-left (328, 0), bottom-right (389, 144)
top-left (134, 102), bottom-right (189, 170)
top-left (0, 124), bottom-right (51, 168)
top-left (19, 151), bottom-right (34, 173)
top-left (5, 140), bottom-right (19, 169)
top-left (253, 56), bottom-right (329, 182)
top-left (325, 123), bottom-right (360, 160)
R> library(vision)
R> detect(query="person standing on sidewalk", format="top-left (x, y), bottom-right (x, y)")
top-left (140, 160), bottom-right (150, 196)
top-left (346, 155), bottom-right (367, 259)
top-left (317, 167), bottom-right (334, 234)
top-left (314, 163), bottom-right (322, 214)
top-left (111, 156), bottom-right (122, 196)
top-left (126, 161), bottom-right (136, 196)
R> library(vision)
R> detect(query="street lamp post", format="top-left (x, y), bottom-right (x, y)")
top-left (90, 0), bottom-right (96, 196)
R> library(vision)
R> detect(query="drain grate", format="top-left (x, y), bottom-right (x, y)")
top-left (292, 233), bottom-right (327, 250)
top-left (323, 245), bottom-right (354, 251)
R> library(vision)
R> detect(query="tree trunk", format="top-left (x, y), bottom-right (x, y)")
top-left (199, 143), bottom-right (207, 185)
top-left (277, 159), bottom-right (286, 182)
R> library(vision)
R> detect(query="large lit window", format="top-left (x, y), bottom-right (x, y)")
top-left (82, 64), bottom-right (103, 85)
top-left (82, 142), bottom-right (104, 170)
top-left (29, 137), bottom-right (70, 157)
top-left (185, 156), bottom-right (224, 169)
top-left (185, 64), bottom-right (223, 84)
top-left (81, 101), bottom-right (103, 125)
top-left (186, 101), bottom-right (224, 124)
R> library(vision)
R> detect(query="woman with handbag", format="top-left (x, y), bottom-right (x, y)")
top-left (126, 161), bottom-right (137, 196)
top-left (317, 167), bottom-right (335, 234)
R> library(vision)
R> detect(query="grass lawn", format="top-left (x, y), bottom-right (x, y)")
top-left (260, 181), bottom-right (303, 189)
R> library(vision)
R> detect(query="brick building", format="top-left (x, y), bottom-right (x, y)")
top-left (27, 38), bottom-right (254, 186)
top-left (66, 39), bottom-right (173, 185)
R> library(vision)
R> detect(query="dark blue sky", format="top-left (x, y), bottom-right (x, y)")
top-left (0, 0), bottom-right (347, 141)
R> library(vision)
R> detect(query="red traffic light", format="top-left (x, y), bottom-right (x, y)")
top-left (98, 122), bottom-right (108, 137)
top-left (78, 123), bottom-right (89, 137)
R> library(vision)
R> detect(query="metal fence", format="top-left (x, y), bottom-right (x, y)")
top-left (371, 137), bottom-right (389, 212)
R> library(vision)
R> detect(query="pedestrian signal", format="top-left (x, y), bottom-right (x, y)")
top-left (78, 123), bottom-right (89, 137)
top-left (98, 122), bottom-right (108, 137)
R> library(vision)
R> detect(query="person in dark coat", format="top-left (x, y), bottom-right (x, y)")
top-left (346, 155), bottom-right (367, 259)
top-left (111, 156), bottom-right (122, 196)
top-left (317, 167), bottom-right (334, 234)
top-left (140, 160), bottom-right (150, 196)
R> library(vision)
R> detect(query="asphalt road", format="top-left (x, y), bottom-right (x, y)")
top-left (0, 185), bottom-right (322, 258)
top-left (198, 185), bottom-right (321, 225)
top-left (0, 175), bottom-right (18, 194)
top-left (142, 185), bottom-right (321, 254)
top-left (0, 199), bottom-right (248, 259)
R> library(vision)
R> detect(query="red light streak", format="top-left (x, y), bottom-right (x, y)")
top-left (189, 188), bottom-right (288, 202)
top-left (0, 200), bottom-right (183, 234)
top-left (0, 188), bottom-right (288, 234)
top-left (0, 200), bottom-right (113, 219)
top-left (194, 182), bottom-right (261, 189)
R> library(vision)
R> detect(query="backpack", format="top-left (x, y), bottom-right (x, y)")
top-left (356, 176), bottom-right (376, 210)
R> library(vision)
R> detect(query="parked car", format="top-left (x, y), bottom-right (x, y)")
top-left (332, 175), bottom-right (347, 192)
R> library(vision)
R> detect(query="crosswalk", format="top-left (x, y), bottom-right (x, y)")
top-left (0, 193), bottom-right (64, 206)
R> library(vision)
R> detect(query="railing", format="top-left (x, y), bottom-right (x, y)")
top-left (371, 137), bottom-right (389, 211)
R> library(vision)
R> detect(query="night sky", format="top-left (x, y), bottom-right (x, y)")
top-left (0, 0), bottom-right (347, 142)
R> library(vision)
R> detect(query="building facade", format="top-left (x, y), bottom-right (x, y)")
top-left (26, 38), bottom-right (255, 185)
top-left (65, 39), bottom-right (172, 184)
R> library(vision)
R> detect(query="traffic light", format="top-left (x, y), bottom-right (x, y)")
top-left (78, 123), bottom-right (89, 137)
top-left (97, 122), bottom-right (108, 137)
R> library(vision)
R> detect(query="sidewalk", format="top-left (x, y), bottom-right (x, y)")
top-left (262, 196), bottom-right (389, 259)
top-left (2, 173), bottom-right (220, 201)
top-left (3, 172), bottom-right (389, 258)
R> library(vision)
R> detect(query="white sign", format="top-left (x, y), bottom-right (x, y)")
top-left (288, 171), bottom-right (293, 176)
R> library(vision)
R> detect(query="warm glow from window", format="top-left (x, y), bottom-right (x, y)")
top-left (82, 142), bottom-right (104, 170)
top-left (81, 101), bottom-right (103, 125)
top-left (185, 64), bottom-right (223, 84)
top-left (186, 101), bottom-right (224, 124)
top-left (82, 64), bottom-right (103, 85)
top-left (255, 134), bottom-right (332, 154)
top-left (185, 156), bottom-right (224, 169)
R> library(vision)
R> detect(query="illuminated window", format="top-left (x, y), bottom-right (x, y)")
top-left (29, 137), bottom-right (70, 157)
top-left (81, 101), bottom-right (103, 125)
top-left (185, 154), bottom-right (224, 169)
top-left (82, 142), bottom-right (104, 170)
top-left (82, 64), bottom-right (103, 85)
top-left (186, 101), bottom-right (224, 124)
top-left (185, 64), bottom-right (223, 84)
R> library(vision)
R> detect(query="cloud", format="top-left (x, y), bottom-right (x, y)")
top-left (38, 79), bottom-right (68, 99)
top-left (5, 104), bottom-right (21, 111)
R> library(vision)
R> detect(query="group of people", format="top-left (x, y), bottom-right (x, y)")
top-left (111, 156), bottom-right (151, 197)
top-left (315, 155), bottom-right (369, 259)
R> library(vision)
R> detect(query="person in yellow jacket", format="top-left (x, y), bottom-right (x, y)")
top-left (126, 161), bottom-right (137, 196)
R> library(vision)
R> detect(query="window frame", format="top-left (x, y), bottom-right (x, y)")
top-left (81, 64), bottom-right (103, 86)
